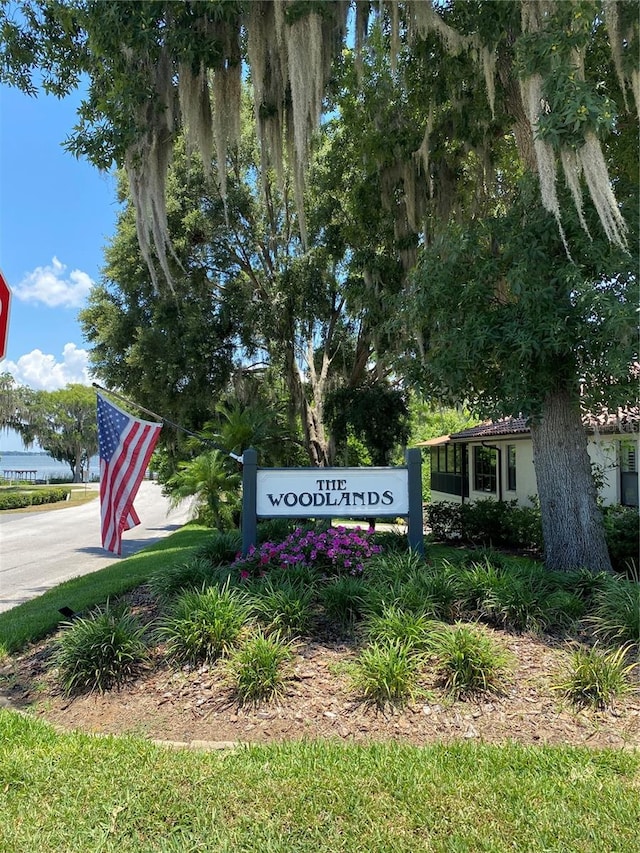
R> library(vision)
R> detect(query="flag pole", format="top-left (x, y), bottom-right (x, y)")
top-left (92, 382), bottom-right (243, 463)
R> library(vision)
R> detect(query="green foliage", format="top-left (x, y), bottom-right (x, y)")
top-left (393, 171), bottom-right (637, 420)
top-left (257, 518), bottom-right (301, 545)
top-left (364, 549), bottom-right (428, 588)
top-left (589, 576), bottom-right (640, 647)
top-left (325, 385), bottom-right (410, 465)
top-left (395, 562), bottom-right (462, 622)
top-left (556, 644), bottom-right (637, 710)
top-left (481, 568), bottom-right (556, 633)
top-left (362, 606), bottom-right (434, 654)
top-left (0, 488), bottom-right (70, 510)
top-left (430, 623), bottom-right (513, 699)
top-left (194, 530), bottom-right (242, 566)
top-left (370, 528), bottom-right (410, 555)
top-left (350, 639), bottom-right (425, 708)
top-left (601, 506), bottom-right (640, 573)
top-left (158, 585), bottom-right (250, 666)
top-left (427, 500), bottom-right (637, 577)
top-left (227, 630), bottom-right (295, 706)
top-left (53, 603), bottom-right (148, 695)
top-left (320, 576), bottom-right (366, 630)
top-left (164, 450), bottom-right (241, 530)
top-left (148, 556), bottom-right (217, 603)
top-left (425, 499), bottom-right (543, 551)
top-left (248, 578), bottom-right (315, 639)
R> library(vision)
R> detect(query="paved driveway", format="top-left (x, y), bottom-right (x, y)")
top-left (0, 481), bottom-right (194, 613)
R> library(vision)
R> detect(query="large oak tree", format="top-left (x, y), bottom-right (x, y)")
top-left (2, 0), bottom-right (637, 570)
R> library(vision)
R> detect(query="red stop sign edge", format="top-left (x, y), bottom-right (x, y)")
top-left (0, 269), bottom-right (11, 361)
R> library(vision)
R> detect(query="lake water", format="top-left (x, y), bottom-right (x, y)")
top-left (0, 452), bottom-right (100, 482)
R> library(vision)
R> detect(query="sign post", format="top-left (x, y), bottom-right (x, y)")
top-left (0, 270), bottom-right (11, 360)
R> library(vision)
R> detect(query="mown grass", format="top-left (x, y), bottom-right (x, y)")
top-left (0, 525), bottom-right (211, 656)
top-left (1, 710), bottom-right (638, 853)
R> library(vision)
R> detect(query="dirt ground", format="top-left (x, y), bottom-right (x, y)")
top-left (2, 585), bottom-right (639, 751)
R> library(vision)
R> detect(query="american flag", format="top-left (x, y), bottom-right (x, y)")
top-left (97, 392), bottom-right (163, 555)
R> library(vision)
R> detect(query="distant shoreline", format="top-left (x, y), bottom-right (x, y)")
top-left (0, 451), bottom-right (54, 456)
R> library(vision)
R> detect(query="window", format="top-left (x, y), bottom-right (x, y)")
top-left (474, 446), bottom-right (497, 493)
top-left (507, 445), bottom-right (516, 491)
top-left (430, 443), bottom-right (468, 497)
top-left (431, 444), bottom-right (461, 474)
top-left (620, 442), bottom-right (639, 507)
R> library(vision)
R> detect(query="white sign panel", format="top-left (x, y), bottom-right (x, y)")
top-left (256, 467), bottom-right (409, 517)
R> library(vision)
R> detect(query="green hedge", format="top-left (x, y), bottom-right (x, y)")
top-left (425, 499), bottom-right (638, 571)
top-left (425, 499), bottom-right (543, 551)
top-left (0, 488), bottom-right (71, 511)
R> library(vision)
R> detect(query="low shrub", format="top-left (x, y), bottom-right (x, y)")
top-left (0, 487), bottom-right (71, 511)
top-left (424, 499), bottom-right (542, 551)
top-left (53, 603), bottom-right (149, 695)
top-left (425, 501), bottom-right (464, 542)
top-left (601, 505), bottom-right (640, 574)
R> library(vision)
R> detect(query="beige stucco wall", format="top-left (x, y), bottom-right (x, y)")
top-left (466, 438), bottom-right (538, 507)
top-left (431, 433), bottom-right (638, 508)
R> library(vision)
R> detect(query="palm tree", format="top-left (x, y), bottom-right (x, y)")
top-left (165, 450), bottom-right (241, 531)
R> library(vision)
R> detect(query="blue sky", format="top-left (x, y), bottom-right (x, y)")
top-left (1, 83), bottom-right (120, 450)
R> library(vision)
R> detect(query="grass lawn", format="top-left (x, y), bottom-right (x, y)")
top-left (1, 710), bottom-right (638, 852)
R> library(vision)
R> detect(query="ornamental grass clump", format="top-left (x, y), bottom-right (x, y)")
top-left (149, 556), bottom-right (217, 602)
top-left (556, 644), bottom-right (637, 710)
top-left (158, 584), bottom-right (250, 666)
top-left (588, 575), bottom-right (640, 648)
top-left (54, 603), bottom-right (149, 696)
top-left (248, 578), bottom-right (315, 638)
top-left (363, 605), bottom-right (435, 655)
top-left (351, 639), bottom-right (425, 708)
top-left (234, 525), bottom-right (381, 581)
top-left (320, 575), bottom-right (367, 630)
top-left (430, 623), bottom-right (512, 699)
top-left (227, 630), bottom-right (295, 705)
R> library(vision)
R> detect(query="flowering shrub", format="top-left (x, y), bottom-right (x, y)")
top-left (235, 526), bottom-right (382, 580)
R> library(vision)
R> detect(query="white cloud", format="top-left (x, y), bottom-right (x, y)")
top-left (14, 257), bottom-right (94, 308)
top-left (2, 344), bottom-right (93, 390)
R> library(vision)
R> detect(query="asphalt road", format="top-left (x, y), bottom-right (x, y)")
top-left (0, 480), bottom-right (194, 613)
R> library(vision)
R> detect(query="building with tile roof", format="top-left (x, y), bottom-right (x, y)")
top-left (418, 410), bottom-right (639, 508)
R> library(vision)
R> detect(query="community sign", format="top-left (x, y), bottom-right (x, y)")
top-left (256, 468), bottom-right (409, 517)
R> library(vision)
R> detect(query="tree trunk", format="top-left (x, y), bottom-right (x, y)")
top-left (530, 388), bottom-right (612, 573)
top-left (282, 339), bottom-right (330, 467)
